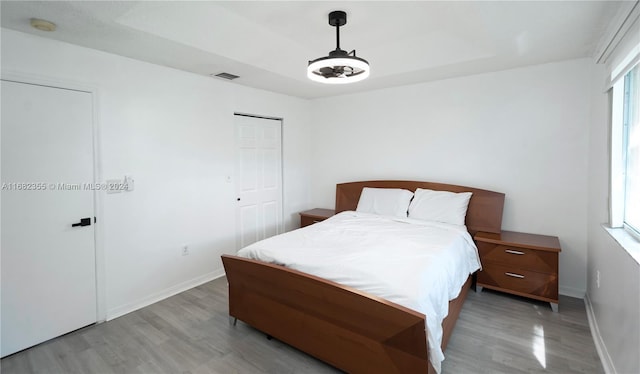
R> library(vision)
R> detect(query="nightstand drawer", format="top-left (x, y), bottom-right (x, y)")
top-left (478, 263), bottom-right (558, 300)
top-left (301, 215), bottom-right (325, 227)
top-left (299, 208), bottom-right (335, 228)
top-left (477, 242), bottom-right (558, 274)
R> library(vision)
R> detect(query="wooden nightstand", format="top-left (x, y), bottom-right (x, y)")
top-left (474, 230), bottom-right (561, 312)
top-left (299, 208), bottom-right (335, 228)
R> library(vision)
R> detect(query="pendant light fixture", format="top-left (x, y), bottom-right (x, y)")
top-left (307, 11), bottom-right (370, 84)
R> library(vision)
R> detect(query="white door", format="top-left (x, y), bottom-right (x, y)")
top-left (235, 114), bottom-right (283, 249)
top-left (1, 80), bottom-right (97, 357)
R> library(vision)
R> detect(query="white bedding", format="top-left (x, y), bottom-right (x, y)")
top-left (237, 211), bottom-right (481, 373)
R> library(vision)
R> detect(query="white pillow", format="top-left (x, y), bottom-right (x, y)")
top-left (408, 188), bottom-right (472, 225)
top-left (356, 187), bottom-right (414, 218)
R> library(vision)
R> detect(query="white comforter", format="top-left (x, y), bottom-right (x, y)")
top-left (237, 211), bottom-right (481, 373)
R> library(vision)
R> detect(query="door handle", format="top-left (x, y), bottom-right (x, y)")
top-left (71, 217), bottom-right (91, 227)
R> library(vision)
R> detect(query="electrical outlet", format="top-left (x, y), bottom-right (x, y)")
top-left (181, 245), bottom-right (189, 256)
top-left (596, 270), bottom-right (600, 288)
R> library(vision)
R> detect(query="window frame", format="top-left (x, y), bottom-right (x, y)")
top-left (611, 61), bottom-right (640, 242)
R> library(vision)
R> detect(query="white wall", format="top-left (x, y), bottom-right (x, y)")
top-left (586, 43), bottom-right (640, 374)
top-left (1, 29), bottom-right (312, 319)
top-left (3, 23), bottom-right (638, 372)
top-left (310, 59), bottom-right (592, 297)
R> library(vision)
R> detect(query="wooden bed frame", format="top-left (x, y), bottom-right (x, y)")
top-left (222, 180), bottom-right (505, 374)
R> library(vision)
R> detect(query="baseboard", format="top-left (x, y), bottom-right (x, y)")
top-left (106, 269), bottom-right (226, 321)
top-left (559, 285), bottom-right (585, 299)
top-left (585, 293), bottom-right (616, 374)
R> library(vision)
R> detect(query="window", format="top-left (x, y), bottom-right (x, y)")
top-left (612, 63), bottom-right (640, 238)
top-left (623, 66), bottom-right (639, 234)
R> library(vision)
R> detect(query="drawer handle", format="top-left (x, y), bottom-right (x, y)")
top-left (505, 249), bottom-right (525, 255)
top-left (505, 272), bottom-right (525, 279)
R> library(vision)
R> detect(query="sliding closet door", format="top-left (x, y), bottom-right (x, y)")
top-left (234, 114), bottom-right (283, 249)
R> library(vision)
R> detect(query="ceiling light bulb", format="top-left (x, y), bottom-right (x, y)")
top-left (307, 11), bottom-right (370, 84)
top-left (307, 57), bottom-right (370, 84)
top-left (30, 18), bottom-right (56, 32)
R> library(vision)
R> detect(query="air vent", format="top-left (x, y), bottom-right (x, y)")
top-left (212, 72), bottom-right (240, 80)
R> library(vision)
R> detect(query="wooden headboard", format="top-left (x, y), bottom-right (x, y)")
top-left (335, 180), bottom-right (505, 234)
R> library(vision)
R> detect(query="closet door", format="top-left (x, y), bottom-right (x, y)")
top-left (234, 114), bottom-right (283, 249)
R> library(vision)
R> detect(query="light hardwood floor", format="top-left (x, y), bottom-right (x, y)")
top-left (1, 277), bottom-right (603, 374)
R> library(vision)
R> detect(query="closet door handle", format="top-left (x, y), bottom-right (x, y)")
top-left (505, 249), bottom-right (525, 255)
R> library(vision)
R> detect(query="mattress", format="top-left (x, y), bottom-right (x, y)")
top-left (237, 211), bottom-right (481, 373)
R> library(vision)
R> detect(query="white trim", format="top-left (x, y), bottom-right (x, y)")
top-left (92, 93), bottom-right (107, 323)
top-left (585, 293), bottom-right (617, 374)
top-left (623, 223), bottom-right (640, 242)
top-left (0, 70), bottom-right (96, 94)
top-left (610, 81), bottom-right (625, 228)
top-left (106, 269), bottom-right (226, 321)
top-left (0, 70), bottom-right (107, 323)
top-left (610, 46), bottom-right (640, 85)
top-left (594, 1), bottom-right (640, 64)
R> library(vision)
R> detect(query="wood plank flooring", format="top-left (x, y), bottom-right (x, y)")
top-left (1, 277), bottom-right (603, 373)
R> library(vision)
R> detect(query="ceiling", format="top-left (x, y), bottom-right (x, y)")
top-left (0, 1), bottom-right (623, 99)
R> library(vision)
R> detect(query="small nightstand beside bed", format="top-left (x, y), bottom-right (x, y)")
top-left (475, 230), bottom-right (561, 312)
top-left (299, 208), bottom-right (335, 227)
top-left (222, 180), bottom-right (505, 374)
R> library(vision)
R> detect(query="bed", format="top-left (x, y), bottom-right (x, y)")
top-left (222, 180), bottom-right (505, 374)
